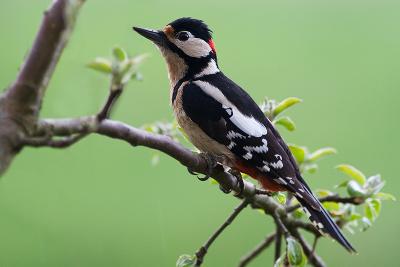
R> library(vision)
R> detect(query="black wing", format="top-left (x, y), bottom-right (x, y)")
top-left (181, 72), bottom-right (356, 252)
top-left (182, 73), bottom-right (319, 208)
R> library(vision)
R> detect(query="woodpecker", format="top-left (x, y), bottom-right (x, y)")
top-left (133, 17), bottom-right (356, 253)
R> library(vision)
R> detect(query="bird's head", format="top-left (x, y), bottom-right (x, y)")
top-left (133, 18), bottom-right (218, 85)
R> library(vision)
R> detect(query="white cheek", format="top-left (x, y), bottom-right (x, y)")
top-left (174, 37), bottom-right (212, 58)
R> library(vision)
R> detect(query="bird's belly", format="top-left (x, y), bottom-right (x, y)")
top-left (173, 107), bottom-right (235, 166)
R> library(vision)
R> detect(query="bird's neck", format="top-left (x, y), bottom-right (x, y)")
top-left (161, 48), bottom-right (219, 88)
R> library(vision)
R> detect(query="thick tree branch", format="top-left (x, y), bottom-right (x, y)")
top-left (0, 0), bottom-right (84, 175)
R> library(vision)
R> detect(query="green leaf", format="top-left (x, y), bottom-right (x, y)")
top-left (293, 208), bottom-right (304, 219)
top-left (365, 198), bottom-right (381, 221)
top-left (347, 180), bottom-right (366, 197)
top-left (273, 116), bottom-right (296, 131)
top-left (176, 254), bottom-right (196, 267)
top-left (336, 164), bottom-right (366, 185)
top-left (289, 144), bottom-right (307, 164)
top-left (303, 163), bottom-right (318, 174)
top-left (361, 217), bottom-right (372, 231)
top-left (273, 255), bottom-right (285, 267)
top-left (87, 57), bottom-right (112, 73)
top-left (323, 201), bottom-right (340, 212)
top-left (273, 97), bottom-right (302, 117)
top-left (334, 180), bottom-right (349, 188)
top-left (315, 189), bottom-right (333, 197)
top-left (365, 175), bottom-right (385, 195)
top-left (307, 147), bottom-right (337, 162)
top-left (287, 237), bottom-right (306, 267)
top-left (113, 46), bottom-right (127, 62)
top-left (272, 192), bottom-right (287, 205)
top-left (375, 192), bottom-right (396, 201)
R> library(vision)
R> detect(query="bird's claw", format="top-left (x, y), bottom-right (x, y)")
top-left (229, 169), bottom-right (245, 197)
top-left (187, 153), bottom-right (218, 182)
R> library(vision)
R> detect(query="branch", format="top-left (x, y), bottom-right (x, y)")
top-left (238, 232), bottom-right (276, 267)
top-left (0, 0), bottom-right (84, 175)
top-left (291, 229), bottom-right (326, 267)
top-left (195, 199), bottom-right (249, 266)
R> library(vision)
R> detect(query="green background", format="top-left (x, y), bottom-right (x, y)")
top-left (0, 0), bottom-right (399, 266)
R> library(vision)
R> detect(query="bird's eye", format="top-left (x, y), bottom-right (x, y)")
top-left (176, 31), bottom-right (190, 41)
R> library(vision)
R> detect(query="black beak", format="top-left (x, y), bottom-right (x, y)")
top-left (132, 27), bottom-right (165, 46)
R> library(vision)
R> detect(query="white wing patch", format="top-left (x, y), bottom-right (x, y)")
top-left (227, 130), bottom-right (245, 139)
top-left (194, 80), bottom-right (268, 138)
top-left (269, 154), bottom-right (283, 169)
top-left (243, 139), bottom-right (268, 154)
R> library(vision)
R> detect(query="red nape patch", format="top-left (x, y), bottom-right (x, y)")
top-left (208, 39), bottom-right (217, 54)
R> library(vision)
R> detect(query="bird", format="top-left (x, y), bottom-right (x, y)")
top-left (133, 17), bottom-right (356, 253)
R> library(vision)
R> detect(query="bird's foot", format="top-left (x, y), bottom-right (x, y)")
top-left (228, 169), bottom-right (245, 197)
top-left (187, 152), bottom-right (218, 182)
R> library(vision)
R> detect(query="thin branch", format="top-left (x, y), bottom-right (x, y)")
top-left (97, 87), bottom-right (123, 121)
top-left (291, 229), bottom-right (326, 267)
top-left (22, 134), bottom-right (87, 148)
top-left (238, 232), bottom-right (276, 267)
top-left (195, 199), bottom-right (250, 266)
top-left (286, 195), bottom-right (365, 213)
top-left (274, 225), bottom-right (283, 263)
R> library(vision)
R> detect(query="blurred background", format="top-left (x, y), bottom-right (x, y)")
top-left (0, 0), bottom-right (399, 266)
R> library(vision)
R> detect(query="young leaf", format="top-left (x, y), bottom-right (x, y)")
top-left (286, 237), bottom-right (306, 267)
top-left (307, 147), bottom-right (337, 162)
top-left (273, 116), bottom-right (296, 131)
top-left (334, 180), bottom-right (349, 188)
top-left (273, 255), bottom-right (285, 267)
top-left (347, 180), bottom-right (366, 198)
top-left (113, 46), bottom-right (127, 62)
top-left (361, 217), bottom-right (372, 231)
top-left (365, 175), bottom-right (385, 195)
top-left (303, 163), bottom-right (318, 174)
top-left (272, 192), bottom-right (287, 205)
top-left (272, 97), bottom-right (302, 117)
top-left (375, 192), bottom-right (396, 201)
top-left (336, 164), bottom-right (366, 185)
top-left (289, 144), bottom-right (307, 164)
top-left (176, 254), bottom-right (196, 267)
top-left (87, 57), bottom-right (112, 73)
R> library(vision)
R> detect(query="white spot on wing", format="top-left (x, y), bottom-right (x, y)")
top-left (227, 131), bottom-right (245, 139)
top-left (269, 154), bottom-right (283, 169)
top-left (243, 152), bottom-right (252, 160)
top-left (244, 139), bottom-right (268, 154)
top-left (227, 141), bottom-right (236, 149)
top-left (278, 177), bottom-right (288, 185)
top-left (194, 81), bottom-right (268, 137)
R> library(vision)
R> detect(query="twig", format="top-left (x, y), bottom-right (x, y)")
top-left (22, 134), bottom-right (87, 148)
top-left (238, 232), bottom-right (276, 267)
top-left (291, 229), bottom-right (326, 267)
top-left (274, 226), bottom-right (283, 263)
top-left (195, 199), bottom-right (250, 266)
top-left (97, 87), bottom-right (123, 121)
top-left (286, 195), bottom-right (365, 213)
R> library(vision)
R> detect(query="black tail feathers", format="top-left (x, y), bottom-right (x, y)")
top-left (296, 195), bottom-right (357, 253)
